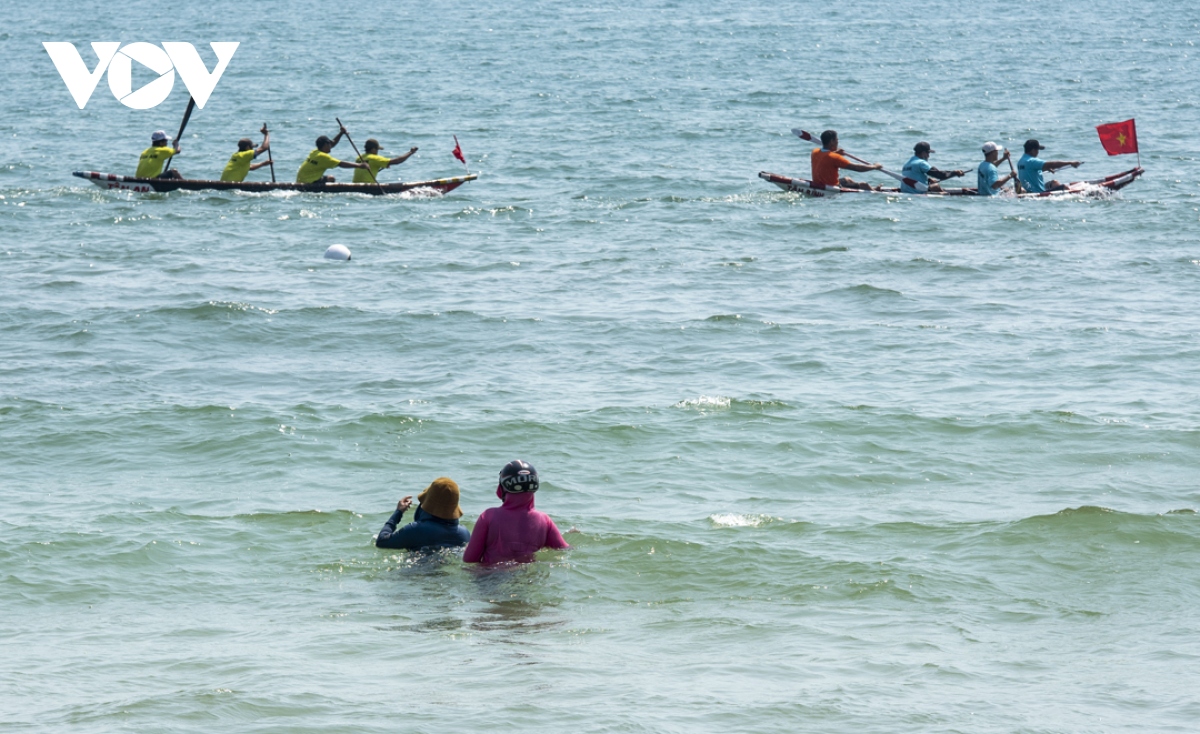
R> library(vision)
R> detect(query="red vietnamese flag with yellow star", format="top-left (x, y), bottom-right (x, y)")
top-left (1096, 119), bottom-right (1138, 156)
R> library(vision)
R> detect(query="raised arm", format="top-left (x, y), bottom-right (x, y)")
top-left (375, 497), bottom-right (413, 548)
top-left (330, 126), bottom-right (347, 148)
top-left (1043, 160), bottom-right (1082, 174)
top-left (388, 147), bottom-right (418, 166)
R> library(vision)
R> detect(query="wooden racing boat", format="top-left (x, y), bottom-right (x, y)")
top-left (73, 170), bottom-right (478, 196)
top-left (758, 167), bottom-right (1144, 198)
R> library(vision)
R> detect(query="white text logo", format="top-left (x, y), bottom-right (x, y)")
top-left (43, 42), bottom-right (239, 109)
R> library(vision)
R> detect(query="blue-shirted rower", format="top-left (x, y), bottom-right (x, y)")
top-left (1016, 139), bottom-right (1082, 193)
top-left (977, 142), bottom-right (1018, 196)
top-left (900, 141), bottom-right (966, 194)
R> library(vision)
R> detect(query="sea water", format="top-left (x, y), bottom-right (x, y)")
top-left (2, 1), bottom-right (1200, 732)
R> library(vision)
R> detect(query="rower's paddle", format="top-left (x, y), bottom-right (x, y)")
top-left (262, 123), bottom-right (275, 183)
top-left (335, 117), bottom-right (383, 194)
top-left (791, 128), bottom-right (927, 193)
top-left (164, 96), bottom-right (196, 174)
top-left (1006, 151), bottom-right (1024, 195)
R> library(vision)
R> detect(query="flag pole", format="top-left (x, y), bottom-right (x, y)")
top-left (1134, 119), bottom-right (1141, 169)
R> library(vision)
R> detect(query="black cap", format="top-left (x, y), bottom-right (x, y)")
top-left (914, 141), bottom-right (934, 154)
top-left (1024, 139), bottom-right (1045, 153)
top-left (315, 135), bottom-right (333, 148)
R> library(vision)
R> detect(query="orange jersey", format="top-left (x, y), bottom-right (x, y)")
top-left (811, 148), bottom-right (852, 187)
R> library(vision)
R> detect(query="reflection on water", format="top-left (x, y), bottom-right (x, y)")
top-left (372, 549), bottom-right (568, 637)
top-left (469, 562), bottom-right (566, 635)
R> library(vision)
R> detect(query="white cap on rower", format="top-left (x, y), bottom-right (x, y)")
top-left (981, 141), bottom-right (1004, 154)
top-left (151, 130), bottom-right (168, 142)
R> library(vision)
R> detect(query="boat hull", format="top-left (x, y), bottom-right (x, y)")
top-left (758, 167), bottom-right (1144, 198)
top-left (72, 170), bottom-right (477, 196)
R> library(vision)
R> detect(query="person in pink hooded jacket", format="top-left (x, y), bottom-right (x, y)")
top-left (463, 460), bottom-right (570, 564)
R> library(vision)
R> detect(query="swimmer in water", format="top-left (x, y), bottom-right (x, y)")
top-left (375, 477), bottom-right (470, 550)
top-left (463, 460), bottom-right (569, 564)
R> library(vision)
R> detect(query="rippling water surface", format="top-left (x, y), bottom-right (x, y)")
top-left (3, 1), bottom-right (1200, 732)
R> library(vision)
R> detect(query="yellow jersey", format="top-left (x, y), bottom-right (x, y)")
top-left (136, 144), bottom-right (178, 179)
top-left (221, 149), bottom-right (259, 182)
top-left (296, 150), bottom-right (340, 183)
top-left (353, 153), bottom-right (391, 183)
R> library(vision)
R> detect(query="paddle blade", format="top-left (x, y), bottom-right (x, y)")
top-left (791, 128), bottom-right (820, 144)
top-left (174, 96), bottom-right (196, 144)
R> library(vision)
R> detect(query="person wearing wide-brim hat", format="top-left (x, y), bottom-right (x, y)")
top-left (375, 477), bottom-right (470, 550)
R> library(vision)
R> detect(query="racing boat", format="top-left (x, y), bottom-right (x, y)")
top-left (72, 170), bottom-right (478, 196)
top-left (758, 167), bottom-right (1144, 198)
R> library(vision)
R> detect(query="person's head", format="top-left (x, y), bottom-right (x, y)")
top-left (417, 477), bottom-right (463, 520)
top-left (364, 138), bottom-right (381, 154)
top-left (315, 135), bottom-right (334, 152)
top-left (1024, 139), bottom-right (1045, 155)
top-left (982, 141), bottom-right (1004, 161)
top-left (237, 138), bottom-right (254, 152)
top-left (498, 460), bottom-right (538, 494)
top-left (820, 130), bottom-right (838, 149)
top-left (151, 130), bottom-right (169, 146)
top-left (914, 141), bottom-right (934, 160)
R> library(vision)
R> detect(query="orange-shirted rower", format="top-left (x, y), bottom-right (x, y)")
top-left (811, 129), bottom-right (884, 190)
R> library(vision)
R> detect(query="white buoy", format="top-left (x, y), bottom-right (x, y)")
top-left (324, 244), bottom-right (351, 261)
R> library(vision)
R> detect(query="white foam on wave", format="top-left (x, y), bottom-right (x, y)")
top-left (709, 513), bottom-right (772, 528)
top-left (673, 395), bottom-right (732, 409)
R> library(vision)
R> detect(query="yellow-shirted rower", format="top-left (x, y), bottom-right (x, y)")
top-left (221, 125), bottom-right (272, 182)
top-left (136, 130), bottom-right (182, 179)
top-left (296, 126), bottom-right (368, 184)
top-left (353, 138), bottom-right (418, 183)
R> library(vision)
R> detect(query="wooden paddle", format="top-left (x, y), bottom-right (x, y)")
top-left (791, 128), bottom-right (927, 192)
top-left (1006, 150), bottom-right (1024, 195)
top-left (163, 96), bottom-right (196, 174)
top-left (335, 117), bottom-right (383, 194)
top-left (262, 123), bottom-right (275, 183)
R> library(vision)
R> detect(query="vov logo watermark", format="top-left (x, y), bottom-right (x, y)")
top-left (43, 42), bottom-right (239, 110)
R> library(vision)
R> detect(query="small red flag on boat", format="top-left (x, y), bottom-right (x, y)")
top-left (452, 136), bottom-right (465, 164)
top-left (1096, 119), bottom-right (1138, 156)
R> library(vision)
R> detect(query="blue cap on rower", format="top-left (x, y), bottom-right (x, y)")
top-left (1024, 139), bottom-right (1046, 153)
top-left (499, 460), bottom-right (539, 493)
top-left (151, 130), bottom-right (168, 142)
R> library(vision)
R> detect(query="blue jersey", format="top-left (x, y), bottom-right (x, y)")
top-left (901, 155), bottom-right (932, 194)
top-left (977, 161), bottom-right (1002, 196)
top-left (1017, 154), bottom-right (1047, 193)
